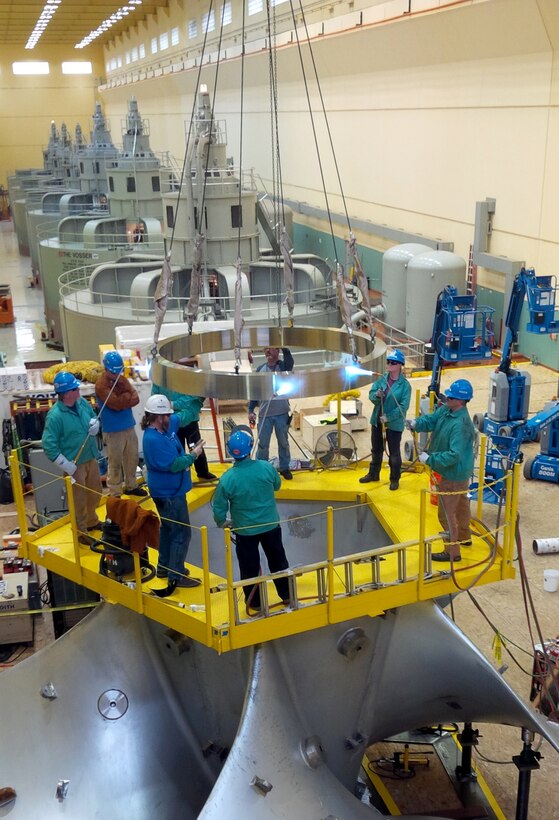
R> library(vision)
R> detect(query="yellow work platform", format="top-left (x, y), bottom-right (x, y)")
top-left (12, 456), bottom-right (518, 655)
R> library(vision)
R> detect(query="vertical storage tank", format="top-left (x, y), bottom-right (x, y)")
top-left (382, 243), bottom-right (431, 330)
top-left (405, 250), bottom-right (466, 341)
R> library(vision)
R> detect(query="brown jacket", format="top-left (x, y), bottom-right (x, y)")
top-left (106, 496), bottom-right (160, 554)
top-left (95, 371), bottom-right (139, 411)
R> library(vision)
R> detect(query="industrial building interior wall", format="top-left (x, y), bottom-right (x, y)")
top-left (0, 45), bottom-right (104, 186)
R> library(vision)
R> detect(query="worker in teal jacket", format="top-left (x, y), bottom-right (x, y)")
top-left (212, 428), bottom-right (290, 612)
top-left (408, 378), bottom-right (475, 563)
top-left (42, 371), bottom-right (103, 546)
top-left (360, 349), bottom-right (411, 490)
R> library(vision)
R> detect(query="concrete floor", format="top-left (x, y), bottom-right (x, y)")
top-left (0, 217), bottom-right (558, 818)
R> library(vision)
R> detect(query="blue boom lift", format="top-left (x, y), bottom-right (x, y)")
top-left (475, 267), bottom-right (559, 498)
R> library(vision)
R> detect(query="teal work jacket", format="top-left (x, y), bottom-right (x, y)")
top-left (368, 373), bottom-right (411, 432)
top-left (413, 404), bottom-right (475, 481)
top-left (212, 458), bottom-right (281, 535)
top-left (42, 397), bottom-right (98, 464)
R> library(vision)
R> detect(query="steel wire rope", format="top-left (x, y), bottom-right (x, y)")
top-left (264, 0), bottom-right (285, 327)
top-left (466, 590), bottom-right (536, 678)
top-left (167, 1), bottom-right (216, 257)
top-left (235, 0), bottom-right (247, 263)
top-left (291, 0), bottom-right (352, 235)
top-left (287, 0), bottom-right (340, 265)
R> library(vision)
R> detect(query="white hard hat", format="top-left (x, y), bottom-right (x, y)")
top-left (145, 394), bottom-right (173, 414)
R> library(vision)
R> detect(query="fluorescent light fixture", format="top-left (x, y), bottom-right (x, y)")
top-left (75, 2), bottom-right (142, 49)
top-left (13, 61), bottom-right (50, 75)
top-left (25, 0), bottom-right (61, 48)
top-left (62, 61), bottom-right (93, 75)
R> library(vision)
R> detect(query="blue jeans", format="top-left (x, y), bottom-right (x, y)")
top-left (257, 413), bottom-right (291, 471)
top-left (152, 495), bottom-right (191, 582)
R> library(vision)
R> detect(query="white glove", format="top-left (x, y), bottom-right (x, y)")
top-left (248, 412), bottom-right (257, 426)
top-left (380, 414), bottom-right (387, 424)
top-left (418, 451), bottom-right (429, 464)
top-left (375, 389), bottom-right (384, 398)
top-left (406, 419), bottom-right (416, 431)
top-left (88, 417), bottom-right (100, 436)
top-left (221, 518), bottom-right (233, 529)
top-left (55, 454), bottom-right (77, 476)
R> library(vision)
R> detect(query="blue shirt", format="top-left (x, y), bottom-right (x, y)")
top-left (142, 414), bottom-right (197, 498)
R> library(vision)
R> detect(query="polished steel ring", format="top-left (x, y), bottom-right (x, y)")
top-left (150, 326), bottom-right (384, 401)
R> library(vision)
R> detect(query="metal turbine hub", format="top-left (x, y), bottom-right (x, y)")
top-left (150, 326), bottom-right (384, 401)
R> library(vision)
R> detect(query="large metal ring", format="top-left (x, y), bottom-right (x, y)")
top-left (150, 326), bottom-right (384, 401)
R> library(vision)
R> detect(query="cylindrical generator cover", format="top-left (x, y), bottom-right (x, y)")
top-left (382, 243), bottom-right (431, 330)
top-left (406, 251), bottom-right (466, 341)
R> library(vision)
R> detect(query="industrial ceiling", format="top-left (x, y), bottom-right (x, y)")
top-left (0, 1), bottom-right (171, 49)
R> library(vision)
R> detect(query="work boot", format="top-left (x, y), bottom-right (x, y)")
top-left (280, 469), bottom-right (293, 480)
top-left (389, 480), bottom-right (399, 491)
top-left (359, 470), bottom-right (380, 484)
top-left (197, 472), bottom-right (218, 481)
top-left (124, 486), bottom-right (148, 497)
top-left (431, 551), bottom-right (462, 562)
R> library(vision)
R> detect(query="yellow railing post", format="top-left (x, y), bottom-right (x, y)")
top-left (201, 526), bottom-right (212, 645)
top-left (327, 506), bottom-right (334, 620)
top-left (418, 489), bottom-right (427, 598)
top-left (501, 468), bottom-right (513, 578)
top-left (132, 552), bottom-right (144, 612)
top-left (224, 527), bottom-right (235, 631)
top-left (65, 475), bottom-right (83, 579)
top-left (476, 434), bottom-right (487, 521)
top-left (9, 452), bottom-right (28, 558)
top-left (505, 464), bottom-right (520, 576)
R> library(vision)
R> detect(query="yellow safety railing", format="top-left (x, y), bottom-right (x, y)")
top-left (10, 450), bottom-right (519, 654)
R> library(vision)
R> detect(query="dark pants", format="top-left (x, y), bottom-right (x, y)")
top-left (235, 525), bottom-right (289, 607)
top-left (177, 420), bottom-right (210, 478)
top-left (152, 495), bottom-right (191, 582)
top-left (370, 424), bottom-right (403, 481)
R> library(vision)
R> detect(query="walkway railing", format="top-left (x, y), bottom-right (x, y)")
top-left (10, 448), bottom-right (519, 654)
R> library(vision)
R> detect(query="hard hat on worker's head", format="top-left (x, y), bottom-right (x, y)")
top-left (53, 371), bottom-right (81, 394)
top-left (386, 349), bottom-right (405, 366)
top-left (145, 394), bottom-right (173, 415)
top-left (103, 350), bottom-right (124, 374)
top-left (227, 429), bottom-right (253, 460)
top-left (444, 379), bottom-right (473, 402)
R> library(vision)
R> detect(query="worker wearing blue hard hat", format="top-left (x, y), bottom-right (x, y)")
top-left (42, 371), bottom-right (103, 545)
top-left (406, 378), bottom-right (475, 563)
top-left (360, 348), bottom-right (411, 490)
top-left (212, 427), bottom-right (290, 613)
top-left (95, 351), bottom-right (146, 498)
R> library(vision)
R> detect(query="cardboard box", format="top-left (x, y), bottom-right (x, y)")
top-left (292, 406), bottom-right (325, 430)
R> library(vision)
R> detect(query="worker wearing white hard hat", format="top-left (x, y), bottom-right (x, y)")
top-left (141, 393), bottom-right (205, 596)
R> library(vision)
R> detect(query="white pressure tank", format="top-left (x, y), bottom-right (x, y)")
top-left (405, 250), bottom-right (466, 341)
top-left (382, 243), bottom-right (432, 330)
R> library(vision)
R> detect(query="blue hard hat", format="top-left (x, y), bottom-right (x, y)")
top-left (103, 350), bottom-right (124, 374)
top-left (227, 429), bottom-right (253, 460)
top-left (444, 378), bottom-right (473, 401)
top-left (386, 349), bottom-right (405, 366)
top-left (53, 371), bottom-right (81, 393)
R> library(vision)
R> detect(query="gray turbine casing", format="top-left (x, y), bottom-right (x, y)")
top-left (0, 602), bottom-right (557, 818)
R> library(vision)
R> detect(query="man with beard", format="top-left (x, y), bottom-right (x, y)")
top-left (141, 393), bottom-right (205, 595)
